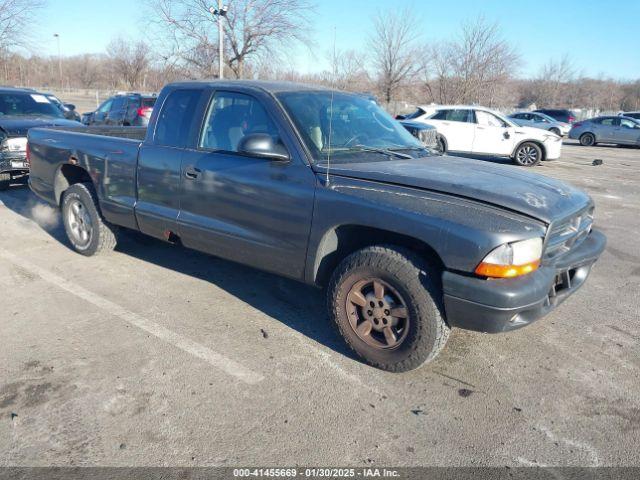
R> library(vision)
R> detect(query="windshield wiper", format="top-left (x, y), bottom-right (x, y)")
top-left (349, 145), bottom-right (413, 159)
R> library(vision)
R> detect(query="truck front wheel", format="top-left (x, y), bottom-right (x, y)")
top-left (61, 182), bottom-right (118, 256)
top-left (328, 245), bottom-right (450, 372)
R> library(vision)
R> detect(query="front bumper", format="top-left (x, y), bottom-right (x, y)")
top-left (0, 151), bottom-right (29, 174)
top-left (544, 137), bottom-right (563, 160)
top-left (443, 229), bottom-right (606, 333)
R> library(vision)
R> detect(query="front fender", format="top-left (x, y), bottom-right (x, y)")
top-left (305, 176), bottom-right (547, 283)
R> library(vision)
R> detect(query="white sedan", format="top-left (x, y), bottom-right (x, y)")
top-left (404, 105), bottom-right (562, 167)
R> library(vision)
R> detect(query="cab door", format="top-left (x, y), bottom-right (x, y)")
top-left (177, 89), bottom-right (315, 280)
top-left (135, 88), bottom-right (205, 240)
top-left (471, 109), bottom-right (514, 155)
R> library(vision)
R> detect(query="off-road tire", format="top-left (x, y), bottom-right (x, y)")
top-left (580, 133), bottom-right (596, 147)
top-left (0, 173), bottom-right (10, 191)
top-left (328, 245), bottom-right (450, 372)
top-left (61, 182), bottom-right (118, 256)
top-left (513, 142), bottom-right (542, 167)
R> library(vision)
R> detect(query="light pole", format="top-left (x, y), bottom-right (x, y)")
top-left (53, 33), bottom-right (62, 89)
top-left (209, 2), bottom-right (228, 79)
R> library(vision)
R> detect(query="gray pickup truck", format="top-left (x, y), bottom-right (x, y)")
top-left (27, 81), bottom-right (606, 372)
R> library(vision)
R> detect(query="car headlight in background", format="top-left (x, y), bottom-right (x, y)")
top-left (475, 237), bottom-right (543, 278)
top-left (1, 137), bottom-right (28, 152)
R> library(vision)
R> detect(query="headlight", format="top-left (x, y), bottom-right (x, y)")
top-left (2, 137), bottom-right (27, 152)
top-left (543, 133), bottom-right (561, 142)
top-left (475, 237), bottom-right (543, 278)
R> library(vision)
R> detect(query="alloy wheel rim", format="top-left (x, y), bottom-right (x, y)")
top-left (517, 145), bottom-right (538, 165)
top-left (346, 278), bottom-right (410, 350)
top-left (67, 199), bottom-right (93, 248)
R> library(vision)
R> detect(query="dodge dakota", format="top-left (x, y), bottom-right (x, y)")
top-left (27, 81), bottom-right (606, 371)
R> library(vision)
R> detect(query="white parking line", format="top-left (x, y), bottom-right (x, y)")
top-left (0, 248), bottom-right (264, 385)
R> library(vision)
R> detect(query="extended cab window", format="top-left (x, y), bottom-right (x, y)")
top-left (430, 109), bottom-right (470, 123)
top-left (199, 91), bottom-right (278, 152)
top-left (154, 89), bottom-right (202, 147)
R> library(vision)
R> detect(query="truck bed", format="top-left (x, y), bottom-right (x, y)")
top-left (28, 126), bottom-right (143, 230)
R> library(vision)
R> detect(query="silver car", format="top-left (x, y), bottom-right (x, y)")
top-left (508, 111), bottom-right (570, 136)
top-left (569, 116), bottom-right (640, 146)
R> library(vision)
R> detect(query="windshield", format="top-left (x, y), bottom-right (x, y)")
top-left (0, 93), bottom-right (64, 118)
top-left (276, 91), bottom-right (423, 164)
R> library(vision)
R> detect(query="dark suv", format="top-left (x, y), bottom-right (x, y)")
top-left (534, 109), bottom-right (577, 124)
top-left (82, 93), bottom-right (157, 127)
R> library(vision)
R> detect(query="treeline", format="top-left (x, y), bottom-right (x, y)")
top-left (1, 0), bottom-right (639, 112)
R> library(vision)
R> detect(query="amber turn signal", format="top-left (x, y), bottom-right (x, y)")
top-left (475, 260), bottom-right (540, 278)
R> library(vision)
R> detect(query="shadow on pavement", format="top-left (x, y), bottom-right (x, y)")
top-left (0, 183), bottom-right (354, 362)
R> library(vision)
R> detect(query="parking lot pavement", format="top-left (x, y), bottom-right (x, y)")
top-left (0, 140), bottom-right (638, 467)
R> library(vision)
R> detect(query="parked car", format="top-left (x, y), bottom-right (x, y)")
top-left (0, 87), bottom-right (81, 190)
top-left (619, 111), bottom-right (640, 121)
top-left (27, 80), bottom-right (605, 371)
top-left (569, 116), bottom-right (640, 146)
top-left (82, 93), bottom-right (157, 127)
top-left (508, 111), bottom-right (570, 136)
top-left (41, 93), bottom-right (81, 122)
top-left (406, 105), bottom-right (562, 166)
top-left (399, 120), bottom-right (438, 149)
top-left (534, 109), bottom-right (577, 124)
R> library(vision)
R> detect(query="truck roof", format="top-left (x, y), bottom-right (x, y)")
top-left (166, 79), bottom-right (337, 95)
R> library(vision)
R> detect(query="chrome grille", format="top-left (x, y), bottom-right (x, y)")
top-left (418, 128), bottom-right (438, 148)
top-left (544, 205), bottom-right (594, 261)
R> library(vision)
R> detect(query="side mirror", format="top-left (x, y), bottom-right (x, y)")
top-left (237, 133), bottom-right (290, 162)
top-left (64, 103), bottom-right (76, 111)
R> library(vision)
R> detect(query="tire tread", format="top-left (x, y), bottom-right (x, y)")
top-left (328, 245), bottom-right (450, 372)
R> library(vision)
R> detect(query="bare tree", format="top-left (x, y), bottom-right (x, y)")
top-left (0, 0), bottom-right (45, 51)
top-left (324, 48), bottom-right (370, 92)
top-left (368, 8), bottom-right (420, 104)
top-left (146, 0), bottom-right (314, 79)
top-left (528, 55), bottom-right (575, 107)
top-left (106, 38), bottom-right (152, 89)
top-left (425, 17), bottom-right (520, 106)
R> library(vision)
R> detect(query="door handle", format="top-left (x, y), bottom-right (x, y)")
top-left (476, 126), bottom-right (485, 130)
top-left (184, 166), bottom-right (201, 179)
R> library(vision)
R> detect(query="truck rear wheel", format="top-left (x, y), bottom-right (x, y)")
top-left (328, 245), bottom-right (450, 372)
top-left (61, 183), bottom-right (118, 256)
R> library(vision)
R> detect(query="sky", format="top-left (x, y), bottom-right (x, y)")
top-left (35, 0), bottom-right (640, 80)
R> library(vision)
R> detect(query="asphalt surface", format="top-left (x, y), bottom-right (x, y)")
top-left (0, 140), bottom-right (638, 467)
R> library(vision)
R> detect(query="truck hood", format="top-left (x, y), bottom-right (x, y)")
top-left (0, 116), bottom-right (81, 136)
top-left (318, 155), bottom-right (590, 224)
